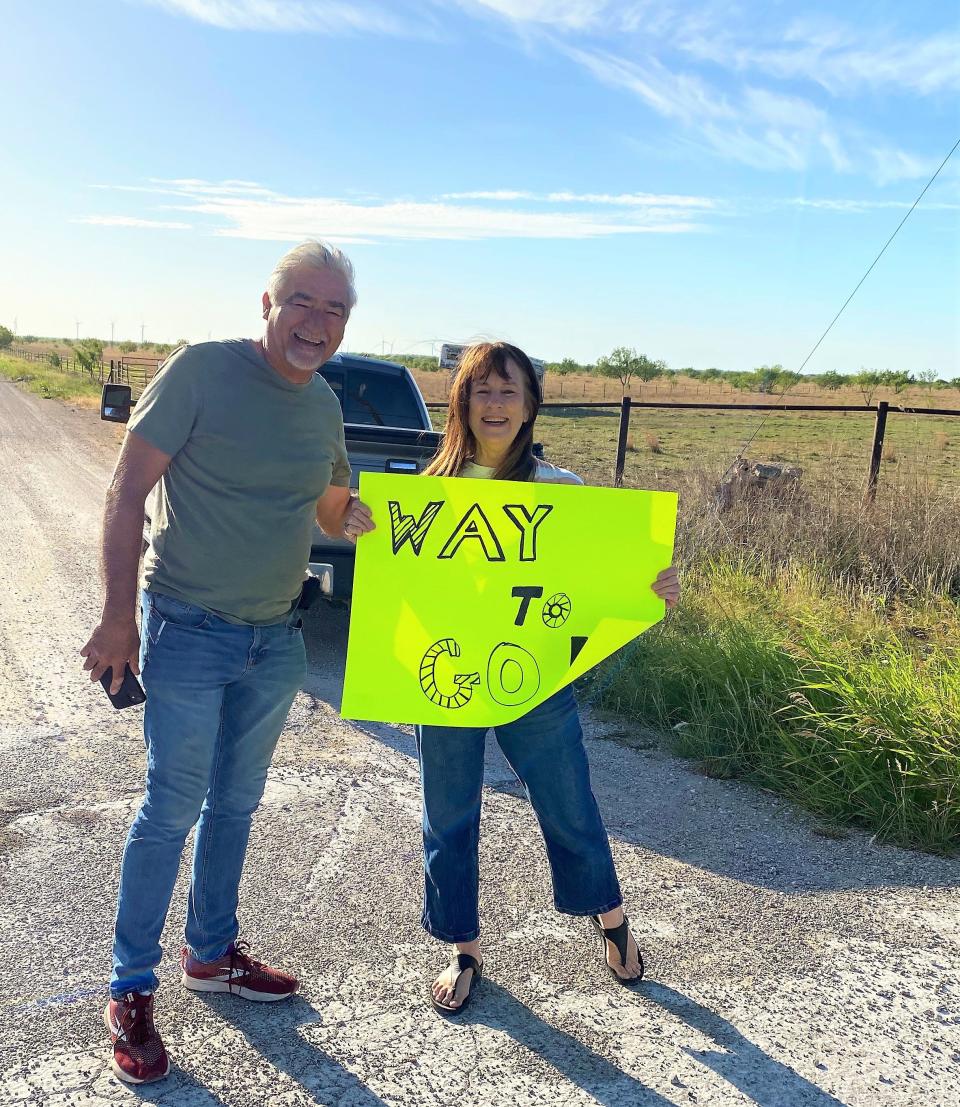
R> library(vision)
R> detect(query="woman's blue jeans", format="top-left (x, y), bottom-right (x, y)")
top-left (415, 686), bottom-right (622, 943)
top-left (110, 590), bottom-right (306, 997)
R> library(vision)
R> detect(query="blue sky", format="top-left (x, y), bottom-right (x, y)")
top-left (2, 0), bottom-right (958, 375)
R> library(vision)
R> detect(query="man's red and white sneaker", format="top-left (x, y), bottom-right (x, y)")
top-left (103, 992), bottom-right (170, 1084)
top-left (180, 939), bottom-right (298, 1001)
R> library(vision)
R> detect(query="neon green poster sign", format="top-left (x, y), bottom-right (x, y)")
top-left (341, 473), bottom-right (677, 727)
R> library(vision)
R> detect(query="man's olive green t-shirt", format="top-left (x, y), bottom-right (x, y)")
top-left (128, 340), bottom-right (351, 624)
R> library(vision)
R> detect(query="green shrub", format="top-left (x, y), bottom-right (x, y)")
top-left (75, 339), bottom-right (104, 374)
top-left (590, 472), bottom-right (960, 854)
top-left (593, 562), bottom-right (958, 852)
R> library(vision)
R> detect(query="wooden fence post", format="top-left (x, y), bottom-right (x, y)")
top-left (865, 400), bottom-right (889, 501)
top-left (614, 395), bottom-right (632, 487)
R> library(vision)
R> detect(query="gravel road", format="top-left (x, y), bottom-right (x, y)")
top-left (0, 379), bottom-right (958, 1107)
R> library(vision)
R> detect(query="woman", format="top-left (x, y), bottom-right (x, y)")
top-left (410, 341), bottom-right (679, 1015)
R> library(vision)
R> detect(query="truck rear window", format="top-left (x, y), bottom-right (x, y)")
top-left (320, 368), bottom-right (424, 428)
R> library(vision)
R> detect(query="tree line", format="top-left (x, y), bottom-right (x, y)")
top-left (367, 346), bottom-right (954, 395)
top-left (0, 331), bottom-right (188, 359)
top-left (544, 350), bottom-right (953, 398)
top-left (1, 328), bottom-right (955, 395)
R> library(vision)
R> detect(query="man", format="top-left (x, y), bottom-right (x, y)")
top-left (80, 240), bottom-right (373, 1084)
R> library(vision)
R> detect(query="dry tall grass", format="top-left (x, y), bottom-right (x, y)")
top-left (672, 468), bottom-right (960, 600)
top-left (593, 473), bottom-right (959, 852)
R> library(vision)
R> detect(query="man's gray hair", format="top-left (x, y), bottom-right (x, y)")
top-left (267, 240), bottom-right (357, 310)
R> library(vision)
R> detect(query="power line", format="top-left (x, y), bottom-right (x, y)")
top-left (728, 134), bottom-right (960, 472)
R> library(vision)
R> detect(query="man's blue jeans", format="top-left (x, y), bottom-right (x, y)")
top-left (110, 590), bottom-right (306, 997)
top-left (415, 686), bottom-right (622, 943)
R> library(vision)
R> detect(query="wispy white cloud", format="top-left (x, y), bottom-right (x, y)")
top-left (546, 190), bottom-right (716, 208)
top-left (679, 17), bottom-right (960, 97)
top-left (461, 1), bottom-right (703, 36)
top-left (143, 0), bottom-right (960, 104)
top-left (74, 215), bottom-right (193, 229)
top-left (561, 43), bottom-right (734, 125)
top-left (790, 197), bottom-right (960, 213)
top-left (556, 39), bottom-right (954, 182)
top-left (159, 177), bottom-right (280, 195)
top-left (139, 0), bottom-right (433, 36)
top-left (131, 1), bottom-right (953, 182)
top-left (91, 179), bottom-right (280, 199)
top-left (477, 5), bottom-right (956, 180)
top-left (87, 179), bottom-right (712, 240)
top-left (867, 146), bottom-right (945, 187)
top-left (441, 189), bottom-right (538, 201)
top-left (442, 188), bottom-right (717, 208)
top-left (458, 0), bottom-right (611, 30)
top-left (143, 0), bottom-right (662, 37)
top-left (561, 43), bottom-right (852, 174)
top-left (473, 4), bottom-right (960, 97)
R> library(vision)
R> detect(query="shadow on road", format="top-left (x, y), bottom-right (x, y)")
top-left (117, 985), bottom-right (847, 1107)
top-left (463, 978), bottom-right (676, 1106)
top-left (463, 979), bottom-right (849, 1106)
top-left (126, 1065), bottom-right (231, 1106)
top-left (642, 982), bottom-right (850, 1107)
top-left (194, 992), bottom-right (388, 1106)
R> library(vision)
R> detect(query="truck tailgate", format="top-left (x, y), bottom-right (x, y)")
top-left (310, 425), bottom-right (442, 588)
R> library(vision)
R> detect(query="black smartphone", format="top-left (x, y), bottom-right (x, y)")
top-left (100, 664), bottom-right (147, 710)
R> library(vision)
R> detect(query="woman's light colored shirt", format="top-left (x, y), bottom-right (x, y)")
top-left (460, 459), bottom-right (584, 485)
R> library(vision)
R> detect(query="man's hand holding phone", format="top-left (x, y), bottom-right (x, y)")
top-left (80, 616), bottom-right (144, 705)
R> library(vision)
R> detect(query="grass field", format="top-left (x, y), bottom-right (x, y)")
top-left (410, 365), bottom-right (960, 411)
top-left (589, 556), bottom-right (958, 854)
top-left (0, 354), bottom-right (103, 405)
top-left (429, 402), bottom-right (958, 491)
top-left (581, 465), bottom-right (960, 854)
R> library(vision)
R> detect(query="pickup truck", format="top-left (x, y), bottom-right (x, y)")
top-left (308, 353), bottom-right (441, 597)
top-left (101, 350), bottom-right (442, 600)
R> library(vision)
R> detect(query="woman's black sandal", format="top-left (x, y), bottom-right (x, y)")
top-left (591, 915), bottom-right (644, 986)
top-left (430, 953), bottom-right (482, 1016)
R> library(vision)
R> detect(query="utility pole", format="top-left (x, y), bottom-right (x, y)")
top-left (140, 322), bottom-right (146, 344)
top-left (110, 320), bottom-right (115, 346)
top-left (75, 320), bottom-right (81, 341)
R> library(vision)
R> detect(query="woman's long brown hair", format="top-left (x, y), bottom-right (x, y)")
top-left (423, 341), bottom-right (541, 482)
